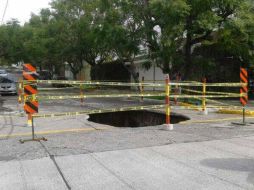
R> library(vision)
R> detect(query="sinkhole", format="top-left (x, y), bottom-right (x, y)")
top-left (88, 110), bottom-right (189, 128)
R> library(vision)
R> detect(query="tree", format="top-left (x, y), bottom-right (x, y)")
top-left (21, 9), bottom-right (63, 75)
top-left (1, 0), bottom-right (253, 82)
top-left (50, 0), bottom-right (107, 79)
top-left (134, 0), bottom-right (253, 78)
top-left (96, 0), bottom-right (144, 83)
top-left (0, 19), bottom-right (24, 64)
top-left (182, 0), bottom-right (254, 81)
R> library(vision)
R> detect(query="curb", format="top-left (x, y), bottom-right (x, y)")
top-left (217, 109), bottom-right (254, 116)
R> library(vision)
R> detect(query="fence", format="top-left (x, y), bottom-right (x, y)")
top-left (16, 67), bottom-right (249, 143)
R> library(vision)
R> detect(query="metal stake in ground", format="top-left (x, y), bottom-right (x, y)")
top-left (243, 106), bottom-right (246, 124)
top-left (201, 77), bottom-right (208, 115)
top-left (80, 84), bottom-right (84, 106)
top-left (20, 116), bottom-right (47, 143)
top-left (140, 76), bottom-right (144, 102)
top-left (163, 74), bottom-right (173, 130)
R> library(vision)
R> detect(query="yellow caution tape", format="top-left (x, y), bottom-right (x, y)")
top-left (168, 94), bottom-right (243, 98)
top-left (25, 92), bottom-right (247, 101)
top-left (32, 100), bottom-right (252, 119)
top-left (172, 104), bottom-right (246, 111)
top-left (23, 80), bottom-right (246, 88)
top-left (204, 91), bottom-right (240, 96)
top-left (184, 96), bottom-right (238, 108)
top-left (33, 104), bottom-right (166, 118)
top-left (24, 80), bottom-right (165, 87)
top-left (177, 93), bottom-right (245, 109)
top-left (0, 105), bottom-right (196, 118)
top-left (182, 88), bottom-right (240, 96)
top-left (163, 82), bottom-right (244, 87)
top-left (176, 102), bottom-right (248, 111)
top-left (194, 82), bottom-right (246, 87)
top-left (38, 87), bottom-right (76, 91)
top-left (144, 80), bottom-right (201, 84)
top-left (182, 95), bottom-right (239, 108)
top-left (7, 101), bottom-right (249, 120)
top-left (194, 96), bottom-right (246, 111)
top-left (25, 93), bottom-right (165, 101)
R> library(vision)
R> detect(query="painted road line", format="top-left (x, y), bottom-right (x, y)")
top-left (0, 127), bottom-right (110, 139)
top-left (179, 117), bottom-right (254, 124)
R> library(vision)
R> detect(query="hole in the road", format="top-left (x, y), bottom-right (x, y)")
top-left (88, 110), bottom-right (189, 127)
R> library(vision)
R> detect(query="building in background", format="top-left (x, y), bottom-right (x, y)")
top-left (64, 62), bottom-right (91, 81)
top-left (130, 49), bottom-right (164, 90)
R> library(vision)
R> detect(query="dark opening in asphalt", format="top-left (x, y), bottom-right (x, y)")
top-left (88, 110), bottom-right (189, 127)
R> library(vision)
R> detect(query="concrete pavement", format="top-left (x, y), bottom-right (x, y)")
top-left (1, 136), bottom-right (254, 189)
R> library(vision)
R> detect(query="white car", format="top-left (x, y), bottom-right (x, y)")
top-left (0, 77), bottom-right (17, 95)
top-left (0, 69), bottom-right (8, 77)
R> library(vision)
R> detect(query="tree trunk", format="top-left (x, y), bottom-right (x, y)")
top-left (123, 61), bottom-right (141, 92)
top-left (183, 16), bottom-right (193, 80)
top-left (69, 62), bottom-right (79, 80)
top-left (72, 72), bottom-right (78, 80)
top-left (70, 67), bottom-right (78, 80)
top-left (184, 36), bottom-right (192, 79)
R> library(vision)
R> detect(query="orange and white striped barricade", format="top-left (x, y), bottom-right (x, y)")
top-left (20, 63), bottom-right (47, 143)
top-left (232, 67), bottom-right (249, 126)
top-left (240, 68), bottom-right (248, 124)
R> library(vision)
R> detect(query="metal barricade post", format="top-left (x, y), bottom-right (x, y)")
top-left (164, 74), bottom-right (173, 130)
top-left (202, 77), bottom-right (208, 115)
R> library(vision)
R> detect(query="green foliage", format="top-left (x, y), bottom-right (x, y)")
top-left (0, 19), bottom-right (24, 63)
top-left (0, 0), bottom-right (253, 81)
top-left (148, 0), bottom-right (254, 79)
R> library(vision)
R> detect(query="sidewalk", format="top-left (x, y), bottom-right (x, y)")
top-left (1, 136), bottom-right (254, 190)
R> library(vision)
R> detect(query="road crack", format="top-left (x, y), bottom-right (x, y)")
top-left (39, 140), bottom-right (71, 190)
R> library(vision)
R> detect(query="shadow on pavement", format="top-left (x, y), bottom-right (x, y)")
top-left (201, 158), bottom-right (254, 185)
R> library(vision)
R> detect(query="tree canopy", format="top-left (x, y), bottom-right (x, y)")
top-left (0, 0), bottom-right (253, 81)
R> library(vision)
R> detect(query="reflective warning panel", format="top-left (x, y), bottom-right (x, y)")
top-left (240, 68), bottom-right (248, 106)
top-left (23, 64), bottom-right (38, 81)
top-left (23, 64), bottom-right (39, 114)
top-left (24, 101), bottom-right (38, 114)
top-left (24, 84), bottom-right (38, 95)
top-left (23, 64), bottom-right (36, 73)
